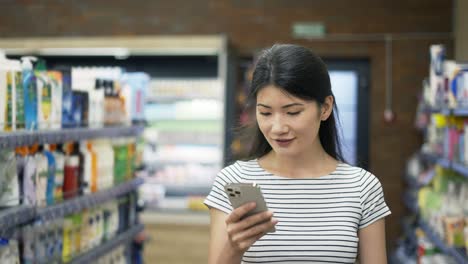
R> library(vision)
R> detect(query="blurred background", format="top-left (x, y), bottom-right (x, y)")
top-left (0, 0), bottom-right (467, 263)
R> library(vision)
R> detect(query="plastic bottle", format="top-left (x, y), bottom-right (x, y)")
top-left (0, 150), bottom-right (20, 207)
top-left (443, 182), bottom-right (465, 247)
top-left (79, 141), bottom-right (92, 194)
top-left (47, 71), bottom-right (63, 130)
top-left (91, 79), bottom-right (105, 128)
top-left (21, 56), bottom-right (38, 131)
top-left (63, 156), bottom-right (79, 199)
top-left (23, 147), bottom-right (37, 206)
top-left (60, 68), bottom-right (74, 128)
top-left (5, 59), bottom-right (24, 131)
top-left (51, 144), bottom-right (65, 202)
top-left (0, 51), bottom-right (7, 130)
top-left (35, 60), bottom-right (52, 130)
top-left (87, 142), bottom-right (98, 193)
top-left (62, 216), bottom-right (73, 262)
top-left (121, 72), bottom-right (149, 124)
top-left (113, 139), bottom-right (127, 185)
top-left (35, 146), bottom-right (49, 207)
top-left (42, 145), bottom-right (56, 206)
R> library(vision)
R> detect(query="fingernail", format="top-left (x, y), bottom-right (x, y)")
top-left (250, 202), bottom-right (256, 207)
top-left (272, 218), bottom-right (278, 224)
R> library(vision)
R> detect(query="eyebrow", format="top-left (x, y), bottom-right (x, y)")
top-left (257, 103), bottom-right (304, 109)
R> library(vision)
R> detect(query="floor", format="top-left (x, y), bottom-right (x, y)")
top-left (143, 223), bottom-right (210, 264)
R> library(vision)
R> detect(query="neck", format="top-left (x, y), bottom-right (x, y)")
top-left (262, 143), bottom-right (338, 178)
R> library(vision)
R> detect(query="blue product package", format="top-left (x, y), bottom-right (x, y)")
top-left (122, 72), bottom-right (149, 122)
top-left (71, 91), bottom-right (89, 128)
top-left (43, 149), bottom-right (56, 206)
top-left (61, 70), bottom-right (75, 128)
top-left (22, 64), bottom-right (38, 131)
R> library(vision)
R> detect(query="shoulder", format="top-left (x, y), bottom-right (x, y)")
top-left (337, 163), bottom-right (382, 186)
top-left (217, 159), bottom-right (259, 181)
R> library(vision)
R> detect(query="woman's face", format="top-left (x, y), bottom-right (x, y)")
top-left (256, 85), bottom-right (332, 158)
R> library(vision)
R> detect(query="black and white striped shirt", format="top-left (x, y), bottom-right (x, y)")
top-left (204, 159), bottom-right (391, 264)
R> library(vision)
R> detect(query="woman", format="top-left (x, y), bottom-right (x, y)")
top-left (204, 44), bottom-right (391, 263)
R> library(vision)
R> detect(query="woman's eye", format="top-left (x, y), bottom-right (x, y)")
top-left (259, 112), bottom-right (271, 116)
top-left (287, 111), bottom-right (301, 116)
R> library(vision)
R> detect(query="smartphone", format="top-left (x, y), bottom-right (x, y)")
top-left (224, 182), bottom-right (275, 232)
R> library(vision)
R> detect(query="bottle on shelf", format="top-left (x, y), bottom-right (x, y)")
top-left (63, 155), bottom-right (80, 200)
top-left (0, 149), bottom-right (20, 207)
top-left (21, 56), bottom-right (38, 131)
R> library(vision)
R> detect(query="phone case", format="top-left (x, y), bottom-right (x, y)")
top-left (225, 182), bottom-right (275, 232)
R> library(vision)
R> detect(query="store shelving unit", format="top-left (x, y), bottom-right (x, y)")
top-left (418, 219), bottom-right (468, 264)
top-left (68, 224), bottom-right (144, 264)
top-left (37, 178), bottom-right (144, 222)
top-left (0, 178), bottom-right (143, 235)
top-left (0, 126), bottom-right (144, 149)
top-left (403, 184), bottom-right (468, 263)
top-left (0, 206), bottom-right (36, 236)
top-left (402, 108), bottom-right (468, 264)
top-left (0, 36), bottom-right (236, 216)
top-left (0, 122), bottom-right (144, 261)
top-left (420, 152), bottom-right (468, 179)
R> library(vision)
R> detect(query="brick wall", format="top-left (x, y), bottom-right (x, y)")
top-left (0, 0), bottom-right (454, 251)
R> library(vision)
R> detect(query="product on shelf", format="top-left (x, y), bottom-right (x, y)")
top-left (121, 72), bottom-right (149, 123)
top-left (1, 55), bottom-right (148, 132)
top-left (0, 239), bottom-right (20, 264)
top-left (400, 44), bottom-right (468, 263)
top-left (0, 54), bottom-right (24, 132)
top-left (0, 150), bottom-right (20, 207)
top-left (17, 199), bottom-right (127, 263)
top-left (21, 57), bottom-right (39, 131)
top-left (63, 155), bottom-right (80, 200)
top-left (35, 60), bottom-right (53, 130)
top-left (51, 144), bottom-right (65, 202)
top-left (48, 71), bottom-right (63, 130)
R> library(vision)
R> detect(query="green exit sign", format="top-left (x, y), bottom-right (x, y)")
top-left (292, 22), bottom-right (326, 38)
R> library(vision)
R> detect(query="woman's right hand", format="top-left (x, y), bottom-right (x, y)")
top-left (225, 202), bottom-right (278, 254)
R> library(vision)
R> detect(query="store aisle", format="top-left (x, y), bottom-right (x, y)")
top-left (144, 223), bottom-right (209, 264)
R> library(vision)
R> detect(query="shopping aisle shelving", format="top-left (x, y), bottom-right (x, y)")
top-left (68, 224), bottom-right (144, 264)
top-left (0, 125), bottom-right (144, 149)
top-left (418, 219), bottom-right (468, 263)
top-left (0, 178), bottom-right (143, 235)
top-left (394, 44), bottom-right (468, 263)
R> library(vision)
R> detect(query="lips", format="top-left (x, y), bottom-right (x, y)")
top-left (274, 138), bottom-right (295, 147)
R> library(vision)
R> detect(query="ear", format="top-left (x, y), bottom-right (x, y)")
top-left (320, 96), bottom-right (334, 121)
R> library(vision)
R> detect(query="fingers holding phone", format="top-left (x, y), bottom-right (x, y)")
top-left (225, 202), bottom-right (278, 252)
top-left (224, 183), bottom-right (278, 252)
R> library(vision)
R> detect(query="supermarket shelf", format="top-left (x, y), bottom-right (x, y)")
top-left (403, 191), bottom-right (419, 215)
top-left (426, 107), bottom-right (468, 117)
top-left (69, 224), bottom-right (144, 264)
top-left (451, 162), bottom-right (468, 178)
top-left (146, 95), bottom-right (221, 103)
top-left (37, 178), bottom-right (144, 221)
top-left (437, 158), bottom-right (451, 169)
top-left (404, 170), bottom-right (436, 189)
top-left (0, 125), bottom-right (144, 149)
top-left (418, 219), bottom-right (468, 264)
top-left (0, 206), bottom-right (35, 235)
top-left (164, 184), bottom-right (212, 197)
top-left (1, 179), bottom-right (142, 235)
top-left (420, 153), bottom-right (468, 179)
top-left (452, 108), bottom-right (468, 116)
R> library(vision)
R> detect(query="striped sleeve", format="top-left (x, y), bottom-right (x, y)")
top-left (203, 165), bottom-right (236, 214)
top-left (359, 171), bottom-right (391, 229)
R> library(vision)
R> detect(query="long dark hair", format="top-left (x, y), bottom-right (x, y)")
top-left (242, 44), bottom-right (345, 162)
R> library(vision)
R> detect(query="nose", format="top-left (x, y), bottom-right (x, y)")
top-left (271, 116), bottom-right (289, 134)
